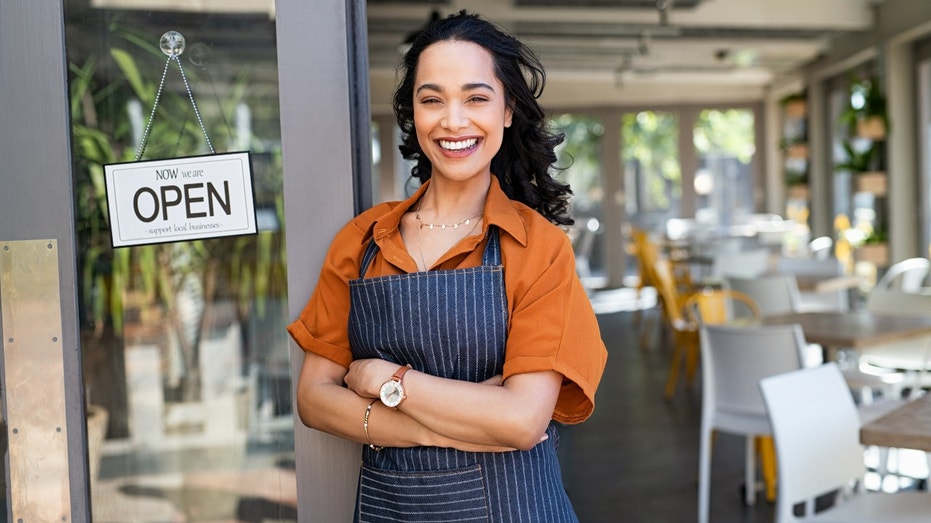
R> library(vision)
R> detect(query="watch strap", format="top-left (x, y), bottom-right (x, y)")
top-left (392, 364), bottom-right (412, 383)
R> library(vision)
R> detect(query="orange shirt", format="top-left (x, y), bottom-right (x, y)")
top-left (288, 177), bottom-right (607, 424)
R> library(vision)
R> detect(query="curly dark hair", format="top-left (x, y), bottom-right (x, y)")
top-left (392, 11), bottom-right (573, 226)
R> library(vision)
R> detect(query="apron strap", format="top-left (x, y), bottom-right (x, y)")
top-left (481, 226), bottom-right (502, 267)
top-left (359, 238), bottom-right (381, 278)
top-left (357, 225), bottom-right (501, 278)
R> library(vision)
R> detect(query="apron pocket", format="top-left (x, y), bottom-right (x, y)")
top-left (357, 463), bottom-right (490, 522)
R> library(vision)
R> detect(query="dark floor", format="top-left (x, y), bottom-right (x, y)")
top-left (560, 303), bottom-right (777, 523)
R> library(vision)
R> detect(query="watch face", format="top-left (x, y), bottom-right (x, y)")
top-left (380, 380), bottom-right (404, 407)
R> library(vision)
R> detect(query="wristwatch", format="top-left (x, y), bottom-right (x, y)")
top-left (379, 364), bottom-right (412, 408)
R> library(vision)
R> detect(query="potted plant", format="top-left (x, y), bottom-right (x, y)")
top-left (839, 74), bottom-right (888, 140)
top-left (780, 92), bottom-right (807, 119)
top-left (854, 228), bottom-right (889, 267)
top-left (835, 139), bottom-right (886, 195)
top-left (780, 136), bottom-right (808, 159)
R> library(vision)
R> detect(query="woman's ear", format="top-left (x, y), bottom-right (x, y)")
top-left (504, 106), bottom-right (513, 128)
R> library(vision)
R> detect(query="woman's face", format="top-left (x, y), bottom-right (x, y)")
top-left (413, 40), bottom-right (513, 185)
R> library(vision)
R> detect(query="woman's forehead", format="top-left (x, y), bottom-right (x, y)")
top-left (414, 40), bottom-right (500, 90)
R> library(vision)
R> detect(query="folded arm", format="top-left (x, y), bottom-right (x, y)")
top-left (297, 352), bottom-right (543, 452)
top-left (344, 357), bottom-right (561, 451)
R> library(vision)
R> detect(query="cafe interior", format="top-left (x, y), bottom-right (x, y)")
top-left (25, 0), bottom-right (931, 520)
top-left (366, 1), bottom-right (931, 522)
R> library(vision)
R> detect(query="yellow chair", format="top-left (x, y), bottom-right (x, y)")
top-left (631, 228), bottom-right (665, 351)
top-left (654, 259), bottom-right (699, 400)
top-left (684, 288), bottom-right (761, 326)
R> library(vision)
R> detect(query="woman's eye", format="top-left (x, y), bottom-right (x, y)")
top-left (419, 98), bottom-right (441, 105)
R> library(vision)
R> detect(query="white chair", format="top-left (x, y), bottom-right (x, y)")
top-left (726, 274), bottom-right (801, 317)
top-left (759, 363), bottom-right (931, 523)
top-left (711, 247), bottom-right (771, 281)
top-left (860, 289), bottom-right (931, 391)
top-left (776, 256), bottom-right (850, 312)
top-left (808, 236), bottom-right (834, 260)
top-left (727, 274), bottom-right (902, 397)
top-left (698, 323), bottom-right (808, 523)
top-left (875, 258), bottom-right (930, 293)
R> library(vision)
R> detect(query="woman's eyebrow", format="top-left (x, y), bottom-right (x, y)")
top-left (415, 82), bottom-right (496, 95)
top-left (415, 82), bottom-right (442, 95)
top-left (463, 82), bottom-right (496, 92)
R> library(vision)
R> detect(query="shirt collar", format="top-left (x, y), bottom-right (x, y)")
top-left (484, 176), bottom-right (529, 247)
top-left (368, 176), bottom-right (530, 247)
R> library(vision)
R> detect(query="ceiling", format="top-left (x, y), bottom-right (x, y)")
top-left (78, 0), bottom-right (887, 110)
top-left (366, 0), bottom-right (885, 109)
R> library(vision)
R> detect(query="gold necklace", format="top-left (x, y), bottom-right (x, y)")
top-left (415, 210), bottom-right (483, 230)
top-left (414, 212), bottom-right (483, 271)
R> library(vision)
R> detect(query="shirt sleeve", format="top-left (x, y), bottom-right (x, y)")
top-left (501, 223), bottom-right (608, 424)
top-left (286, 215), bottom-right (374, 368)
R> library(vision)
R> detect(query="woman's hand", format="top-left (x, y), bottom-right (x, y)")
top-left (346, 361), bottom-right (505, 399)
top-left (345, 358), bottom-right (403, 398)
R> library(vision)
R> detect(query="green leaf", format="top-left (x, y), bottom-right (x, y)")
top-left (110, 48), bottom-right (147, 101)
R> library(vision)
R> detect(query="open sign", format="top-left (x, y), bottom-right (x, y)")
top-left (104, 152), bottom-right (257, 247)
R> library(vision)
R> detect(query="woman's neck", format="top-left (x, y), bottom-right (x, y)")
top-left (417, 176), bottom-right (490, 221)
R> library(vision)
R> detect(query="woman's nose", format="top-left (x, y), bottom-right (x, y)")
top-left (442, 103), bottom-right (468, 130)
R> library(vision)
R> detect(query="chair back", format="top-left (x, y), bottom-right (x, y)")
top-left (652, 259), bottom-right (688, 325)
top-left (711, 247), bottom-right (771, 280)
top-left (726, 274), bottom-right (801, 317)
top-left (776, 256), bottom-right (844, 278)
top-left (759, 363), bottom-right (866, 521)
top-left (684, 288), bottom-right (761, 326)
top-left (875, 257), bottom-right (930, 293)
top-left (776, 256), bottom-right (848, 311)
top-left (866, 287), bottom-right (931, 317)
top-left (632, 228), bottom-right (661, 291)
top-left (700, 323), bottom-right (806, 418)
top-left (808, 236), bottom-right (833, 260)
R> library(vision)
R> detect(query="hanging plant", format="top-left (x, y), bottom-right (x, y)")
top-left (780, 92), bottom-right (807, 119)
top-left (839, 73), bottom-right (888, 140)
top-left (834, 139), bottom-right (877, 174)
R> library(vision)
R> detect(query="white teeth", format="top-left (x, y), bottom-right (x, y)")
top-left (439, 138), bottom-right (477, 151)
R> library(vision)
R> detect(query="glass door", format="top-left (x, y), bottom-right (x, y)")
top-left (64, 2), bottom-right (294, 520)
top-left (692, 108), bottom-right (758, 235)
top-left (622, 110), bottom-right (681, 234)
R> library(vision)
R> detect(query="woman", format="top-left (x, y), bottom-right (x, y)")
top-left (288, 11), bottom-right (607, 522)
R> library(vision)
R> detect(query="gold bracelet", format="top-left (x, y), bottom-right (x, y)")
top-left (363, 399), bottom-right (383, 451)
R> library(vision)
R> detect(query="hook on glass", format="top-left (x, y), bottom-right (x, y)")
top-left (160, 31), bottom-right (186, 57)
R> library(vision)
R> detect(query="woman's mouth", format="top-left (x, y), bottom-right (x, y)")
top-left (438, 138), bottom-right (479, 151)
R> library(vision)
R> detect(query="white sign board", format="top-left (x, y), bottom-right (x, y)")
top-left (104, 152), bottom-right (257, 247)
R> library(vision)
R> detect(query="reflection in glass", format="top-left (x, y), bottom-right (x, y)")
top-left (551, 113), bottom-right (605, 284)
top-left (65, 3), bottom-right (295, 520)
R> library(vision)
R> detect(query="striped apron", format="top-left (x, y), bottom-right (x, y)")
top-left (348, 226), bottom-right (578, 522)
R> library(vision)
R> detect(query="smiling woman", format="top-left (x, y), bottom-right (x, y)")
top-left (289, 10), bottom-right (607, 523)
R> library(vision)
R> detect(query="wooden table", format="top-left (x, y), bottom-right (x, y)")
top-left (860, 393), bottom-right (931, 452)
top-left (762, 311), bottom-right (931, 350)
top-left (792, 274), bottom-right (866, 293)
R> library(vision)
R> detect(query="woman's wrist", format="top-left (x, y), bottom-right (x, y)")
top-left (363, 399), bottom-right (383, 451)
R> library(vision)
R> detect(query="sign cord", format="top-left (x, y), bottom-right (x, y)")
top-left (134, 53), bottom-right (215, 162)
